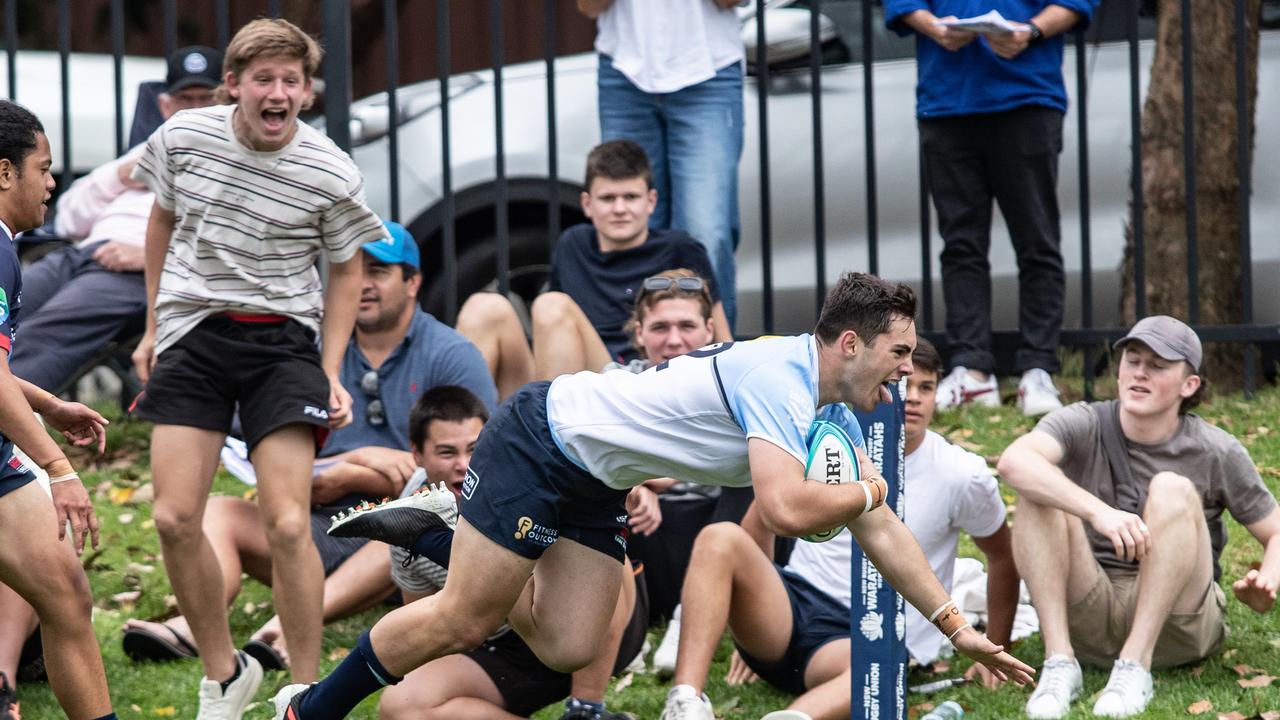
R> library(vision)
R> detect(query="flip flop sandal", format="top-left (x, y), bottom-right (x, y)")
top-left (242, 638), bottom-right (288, 672)
top-left (122, 624), bottom-right (199, 662)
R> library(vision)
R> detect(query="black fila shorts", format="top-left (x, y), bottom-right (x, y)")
top-left (132, 315), bottom-right (330, 451)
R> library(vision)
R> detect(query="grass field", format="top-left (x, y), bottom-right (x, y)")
top-left (12, 381), bottom-right (1280, 719)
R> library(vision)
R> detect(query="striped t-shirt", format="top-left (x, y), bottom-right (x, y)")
top-left (133, 104), bottom-right (385, 354)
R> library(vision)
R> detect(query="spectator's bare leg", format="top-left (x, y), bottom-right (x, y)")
top-left (567, 560), bottom-right (635, 702)
top-left (1119, 473), bottom-right (1213, 668)
top-left (456, 292), bottom-right (534, 401)
top-left (123, 496), bottom-right (273, 651)
top-left (0, 581), bottom-right (37, 681)
top-left (0, 483), bottom-right (112, 717)
top-left (531, 292), bottom-right (613, 380)
top-left (790, 641), bottom-right (852, 720)
top-left (252, 540), bottom-right (396, 664)
top-left (671, 523), bottom-right (792, 693)
top-left (378, 654), bottom-right (513, 720)
top-left (151, 425), bottom-right (237, 682)
top-left (1011, 496), bottom-right (1099, 658)
top-left (251, 425), bottom-right (325, 684)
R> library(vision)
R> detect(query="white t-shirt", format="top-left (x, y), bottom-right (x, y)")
top-left (548, 335), bottom-right (863, 490)
top-left (594, 0), bottom-right (745, 94)
top-left (133, 104), bottom-right (385, 354)
top-left (785, 430), bottom-right (1006, 664)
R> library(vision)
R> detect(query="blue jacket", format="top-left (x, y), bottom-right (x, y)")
top-left (884, 0), bottom-right (1097, 118)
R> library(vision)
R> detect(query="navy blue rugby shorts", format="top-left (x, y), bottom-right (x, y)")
top-left (459, 381), bottom-right (629, 562)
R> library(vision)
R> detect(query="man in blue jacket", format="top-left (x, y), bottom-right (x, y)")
top-left (885, 0), bottom-right (1096, 418)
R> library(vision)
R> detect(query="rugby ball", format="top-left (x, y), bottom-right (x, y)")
top-left (801, 420), bottom-right (859, 543)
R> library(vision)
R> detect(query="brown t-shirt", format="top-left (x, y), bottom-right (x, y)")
top-left (1036, 400), bottom-right (1276, 580)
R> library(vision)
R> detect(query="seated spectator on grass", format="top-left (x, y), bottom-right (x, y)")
top-left (658, 338), bottom-right (1019, 720)
top-left (456, 139), bottom-right (732, 400)
top-left (119, 222), bottom-right (498, 668)
top-left (999, 316), bottom-right (1280, 719)
top-left (8, 46), bottom-right (221, 394)
top-left (320, 385), bottom-right (645, 720)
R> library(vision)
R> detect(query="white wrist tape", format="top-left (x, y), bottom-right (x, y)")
top-left (48, 472), bottom-right (80, 485)
top-left (859, 481), bottom-right (874, 514)
top-left (929, 600), bottom-right (970, 640)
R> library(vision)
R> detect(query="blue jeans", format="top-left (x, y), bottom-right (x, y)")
top-left (597, 54), bottom-right (744, 329)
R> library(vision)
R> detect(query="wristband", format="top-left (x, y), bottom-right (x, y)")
top-left (929, 600), bottom-right (970, 641)
top-left (43, 457), bottom-right (75, 479)
top-left (1026, 20), bottom-right (1045, 47)
top-left (859, 474), bottom-right (888, 514)
top-left (49, 472), bottom-right (80, 485)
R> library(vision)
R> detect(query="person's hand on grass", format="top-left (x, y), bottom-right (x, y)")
top-left (725, 649), bottom-right (760, 686)
top-left (1232, 568), bottom-right (1277, 613)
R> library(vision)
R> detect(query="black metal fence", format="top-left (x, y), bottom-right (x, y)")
top-left (4, 0), bottom-right (1277, 394)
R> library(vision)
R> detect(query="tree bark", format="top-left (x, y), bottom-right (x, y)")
top-left (1122, 0), bottom-right (1260, 383)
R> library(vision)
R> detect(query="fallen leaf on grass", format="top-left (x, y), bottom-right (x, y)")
top-left (1223, 648), bottom-right (1239, 659)
top-left (111, 590), bottom-right (141, 605)
top-left (328, 647), bottom-right (349, 661)
top-left (1187, 699), bottom-right (1213, 714)
top-left (1233, 663), bottom-right (1260, 676)
top-left (108, 486), bottom-right (135, 505)
top-left (152, 708), bottom-right (175, 717)
top-left (141, 518), bottom-right (156, 530)
top-left (613, 672), bottom-right (633, 692)
top-left (1237, 674), bottom-right (1275, 688)
top-left (931, 660), bottom-right (951, 673)
top-left (1191, 665), bottom-right (1205, 677)
top-left (131, 483), bottom-right (154, 504)
top-left (118, 512), bottom-right (134, 525)
top-left (125, 562), bottom-right (154, 574)
top-left (1215, 713), bottom-right (1246, 720)
top-left (1259, 711), bottom-right (1280, 720)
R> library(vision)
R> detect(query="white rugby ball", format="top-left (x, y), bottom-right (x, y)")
top-left (801, 420), bottom-right (859, 543)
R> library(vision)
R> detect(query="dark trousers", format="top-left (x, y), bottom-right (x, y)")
top-left (920, 105), bottom-right (1065, 375)
top-left (10, 242), bottom-right (146, 392)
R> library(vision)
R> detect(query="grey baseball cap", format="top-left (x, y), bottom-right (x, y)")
top-left (1113, 315), bottom-right (1202, 372)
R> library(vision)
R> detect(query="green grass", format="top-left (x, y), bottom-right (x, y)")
top-left (14, 385), bottom-right (1280, 719)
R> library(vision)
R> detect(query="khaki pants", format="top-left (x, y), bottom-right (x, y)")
top-left (1067, 566), bottom-right (1226, 670)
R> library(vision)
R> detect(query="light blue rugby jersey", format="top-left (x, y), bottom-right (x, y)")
top-left (547, 334), bottom-right (866, 490)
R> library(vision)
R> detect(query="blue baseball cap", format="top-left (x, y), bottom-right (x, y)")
top-left (362, 220), bottom-right (420, 269)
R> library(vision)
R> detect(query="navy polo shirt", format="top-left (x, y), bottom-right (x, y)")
top-left (549, 223), bottom-right (720, 363)
top-left (320, 310), bottom-right (498, 458)
top-left (884, 0), bottom-right (1096, 118)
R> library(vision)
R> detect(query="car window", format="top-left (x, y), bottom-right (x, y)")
top-left (820, 0), bottom-right (917, 63)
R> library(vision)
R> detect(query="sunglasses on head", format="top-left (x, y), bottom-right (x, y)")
top-left (640, 276), bottom-right (705, 294)
top-left (360, 369), bottom-right (385, 428)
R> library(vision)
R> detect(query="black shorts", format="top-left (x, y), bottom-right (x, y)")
top-left (467, 564), bottom-right (650, 716)
top-left (459, 382), bottom-right (629, 562)
top-left (735, 566), bottom-right (850, 696)
top-left (0, 441), bottom-right (36, 498)
top-left (132, 316), bottom-right (330, 451)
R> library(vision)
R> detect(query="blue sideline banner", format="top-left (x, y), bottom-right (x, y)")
top-left (850, 380), bottom-right (907, 720)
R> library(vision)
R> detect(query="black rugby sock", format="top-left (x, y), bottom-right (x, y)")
top-left (297, 630), bottom-right (402, 719)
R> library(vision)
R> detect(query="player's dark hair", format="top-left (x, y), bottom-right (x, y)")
top-left (815, 272), bottom-right (917, 346)
top-left (912, 336), bottom-right (942, 377)
top-left (0, 100), bottom-right (45, 174)
top-left (408, 385), bottom-right (489, 450)
top-left (584, 139), bottom-right (652, 192)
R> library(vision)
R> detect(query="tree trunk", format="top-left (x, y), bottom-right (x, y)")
top-left (1122, 0), bottom-right (1260, 383)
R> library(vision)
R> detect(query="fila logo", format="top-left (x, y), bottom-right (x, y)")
top-left (304, 405), bottom-right (329, 420)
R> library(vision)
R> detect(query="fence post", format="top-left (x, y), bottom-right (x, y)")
top-left (322, 0), bottom-right (352, 153)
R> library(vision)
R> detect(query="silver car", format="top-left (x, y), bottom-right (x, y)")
top-left (345, 1), bottom-right (1280, 341)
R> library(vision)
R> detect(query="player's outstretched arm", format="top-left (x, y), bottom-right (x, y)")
top-left (0, 355), bottom-right (99, 553)
top-left (848, 507), bottom-right (1034, 685)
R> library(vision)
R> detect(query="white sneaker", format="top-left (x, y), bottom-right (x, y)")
top-left (1091, 658), bottom-right (1153, 718)
top-left (1025, 654), bottom-right (1082, 719)
top-left (659, 684), bottom-right (714, 720)
top-left (625, 638), bottom-right (650, 674)
top-left (1018, 368), bottom-right (1063, 417)
top-left (653, 605), bottom-right (682, 678)
top-left (196, 651), bottom-right (263, 720)
top-left (761, 712), bottom-right (814, 720)
top-left (936, 367), bottom-right (1000, 410)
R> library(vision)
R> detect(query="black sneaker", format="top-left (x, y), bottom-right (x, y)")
top-left (559, 699), bottom-right (636, 720)
top-left (326, 481), bottom-right (457, 549)
top-left (0, 672), bottom-right (18, 720)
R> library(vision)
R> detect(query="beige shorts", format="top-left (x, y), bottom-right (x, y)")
top-left (1067, 566), bottom-right (1226, 670)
